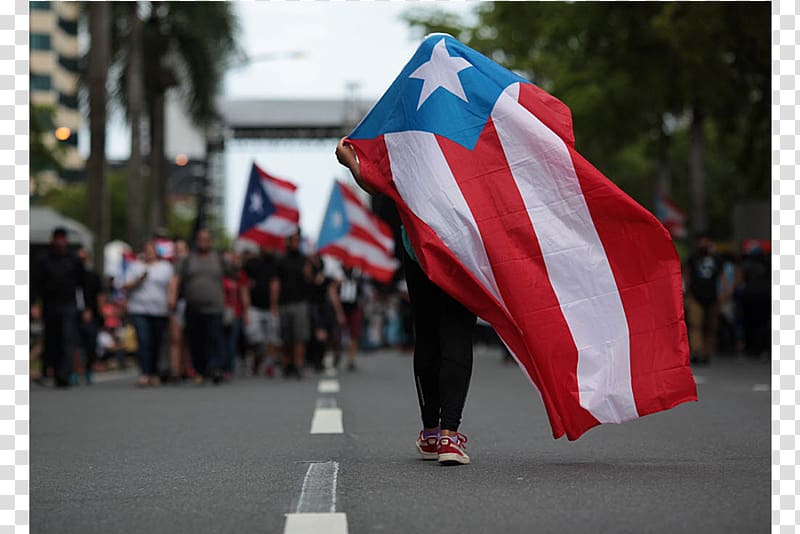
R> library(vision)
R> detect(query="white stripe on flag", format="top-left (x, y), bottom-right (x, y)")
top-left (255, 216), bottom-right (298, 236)
top-left (264, 180), bottom-right (299, 209)
top-left (342, 198), bottom-right (394, 252)
top-left (384, 131), bottom-right (504, 305)
top-left (337, 235), bottom-right (399, 270)
top-left (492, 83), bottom-right (637, 424)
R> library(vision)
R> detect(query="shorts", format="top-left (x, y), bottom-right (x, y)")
top-left (245, 307), bottom-right (282, 348)
top-left (279, 301), bottom-right (310, 345)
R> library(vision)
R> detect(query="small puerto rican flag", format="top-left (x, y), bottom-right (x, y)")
top-left (238, 163), bottom-right (300, 251)
top-left (317, 181), bottom-right (398, 283)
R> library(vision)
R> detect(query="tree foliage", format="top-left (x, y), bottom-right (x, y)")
top-left (405, 2), bottom-right (770, 239)
top-left (37, 171), bottom-right (195, 246)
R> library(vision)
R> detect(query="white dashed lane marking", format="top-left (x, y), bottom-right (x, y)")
top-left (318, 379), bottom-right (340, 394)
top-left (310, 398), bottom-right (344, 434)
top-left (283, 461), bottom-right (348, 534)
top-left (752, 384), bottom-right (769, 391)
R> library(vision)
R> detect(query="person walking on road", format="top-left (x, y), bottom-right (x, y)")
top-left (168, 238), bottom-right (191, 382)
top-left (222, 250), bottom-right (250, 380)
top-left (124, 241), bottom-right (173, 387)
top-left (243, 244), bottom-right (282, 377)
top-left (685, 234), bottom-right (722, 365)
top-left (270, 231), bottom-right (312, 379)
top-left (75, 247), bottom-right (104, 385)
top-left (336, 138), bottom-right (476, 465)
top-left (170, 229), bottom-right (227, 384)
top-left (31, 227), bottom-right (87, 388)
top-left (336, 266), bottom-right (364, 372)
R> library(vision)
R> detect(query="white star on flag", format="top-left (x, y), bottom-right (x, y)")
top-left (409, 37), bottom-right (473, 110)
top-left (249, 192), bottom-right (263, 213)
top-left (331, 211), bottom-right (343, 228)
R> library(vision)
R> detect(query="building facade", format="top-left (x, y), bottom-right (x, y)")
top-left (30, 0), bottom-right (83, 189)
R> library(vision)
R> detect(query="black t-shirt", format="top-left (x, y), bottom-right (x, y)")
top-left (32, 249), bottom-right (86, 310)
top-left (687, 253), bottom-right (721, 305)
top-left (243, 254), bottom-right (278, 309)
top-left (275, 250), bottom-right (309, 305)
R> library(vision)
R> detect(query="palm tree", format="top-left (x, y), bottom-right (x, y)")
top-left (112, 2), bottom-right (241, 238)
top-left (86, 2), bottom-right (111, 274)
top-left (125, 2), bottom-right (144, 251)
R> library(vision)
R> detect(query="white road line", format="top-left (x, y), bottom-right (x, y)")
top-left (283, 513), bottom-right (348, 534)
top-left (311, 399), bottom-right (344, 434)
top-left (324, 367), bottom-right (338, 378)
top-left (752, 384), bottom-right (770, 392)
top-left (318, 379), bottom-right (340, 394)
top-left (284, 462), bottom-right (348, 534)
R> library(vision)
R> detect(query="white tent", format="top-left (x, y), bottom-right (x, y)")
top-left (30, 206), bottom-right (93, 251)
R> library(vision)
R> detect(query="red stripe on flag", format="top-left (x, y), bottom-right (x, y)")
top-left (517, 83), bottom-right (697, 417)
top-left (239, 228), bottom-right (288, 251)
top-left (339, 182), bottom-right (395, 244)
top-left (318, 243), bottom-right (396, 283)
top-left (273, 205), bottom-right (300, 223)
top-left (436, 122), bottom-right (600, 438)
top-left (255, 164), bottom-right (298, 191)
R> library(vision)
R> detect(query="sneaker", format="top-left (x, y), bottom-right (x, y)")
top-left (416, 431), bottom-right (439, 460)
top-left (438, 433), bottom-right (470, 465)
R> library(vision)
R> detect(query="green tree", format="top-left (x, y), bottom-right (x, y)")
top-left (38, 171), bottom-right (195, 246)
top-left (30, 104), bottom-right (64, 194)
top-left (405, 2), bottom-right (770, 239)
top-left (111, 2), bottom-right (242, 236)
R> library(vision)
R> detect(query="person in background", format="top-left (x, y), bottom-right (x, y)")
top-left (336, 266), bottom-right (364, 371)
top-left (170, 229), bottom-right (226, 384)
top-left (222, 250), bottom-right (250, 380)
top-left (168, 238), bottom-right (191, 382)
top-left (307, 254), bottom-right (346, 372)
top-left (685, 234), bottom-right (722, 365)
top-left (74, 247), bottom-right (104, 385)
top-left (270, 230), bottom-right (312, 379)
top-left (243, 244), bottom-right (282, 377)
top-left (31, 227), bottom-right (86, 388)
top-left (124, 241), bottom-right (173, 387)
top-left (738, 242), bottom-right (771, 359)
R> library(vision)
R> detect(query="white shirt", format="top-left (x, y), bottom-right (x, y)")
top-left (125, 260), bottom-right (174, 316)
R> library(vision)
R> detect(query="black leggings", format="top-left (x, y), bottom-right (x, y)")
top-left (404, 250), bottom-right (476, 432)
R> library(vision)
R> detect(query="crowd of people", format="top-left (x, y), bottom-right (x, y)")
top-left (683, 234), bottom-right (771, 365)
top-left (30, 226), bottom-right (414, 389)
top-left (30, 224), bottom-right (770, 389)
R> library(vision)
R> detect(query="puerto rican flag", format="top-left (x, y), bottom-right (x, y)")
top-left (317, 181), bottom-right (399, 283)
top-left (654, 188), bottom-right (688, 239)
top-left (238, 163), bottom-right (300, 251)
top-left (347, 34), bottom-right (696, 440)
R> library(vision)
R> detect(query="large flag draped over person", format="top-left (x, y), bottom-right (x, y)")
top-left (345, 34), bottom-right (697, 441)
top-left (238, 163), bottom-right (300, 251)
top-left (317, 181), bottom-right (399, 283)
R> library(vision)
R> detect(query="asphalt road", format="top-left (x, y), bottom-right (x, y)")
top-left (32, 348), bottom-right (770, 533)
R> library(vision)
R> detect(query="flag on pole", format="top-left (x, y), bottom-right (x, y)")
top-left (238, 163), bottom-right (300, 250)
top-left (654, 188), bottom-right (688, 239)
top-left (346, 34), bottom-right (696, 440)
top-left (317, 181), bottom-right (398, 283)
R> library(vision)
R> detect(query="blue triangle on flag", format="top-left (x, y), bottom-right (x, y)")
top-left (238, 163), bottom-right (277, 236)
top-left (317, 182), bottom-right (351, 250)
